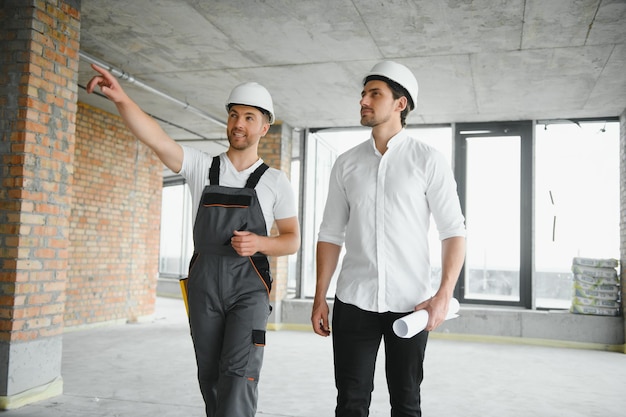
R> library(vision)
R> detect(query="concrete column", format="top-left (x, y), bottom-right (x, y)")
top-left (0, 0), bottom-right (80, 409)
top-left (619, 109), bottom-right (626, 353)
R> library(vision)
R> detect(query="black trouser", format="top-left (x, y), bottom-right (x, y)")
top-left (332, 297), bottom-right (429, 417)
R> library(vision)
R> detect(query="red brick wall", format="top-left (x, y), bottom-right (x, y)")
top-left (64, 103), bottom-right (162, 327)
top-left (0, 0), bottom-right (80, 343)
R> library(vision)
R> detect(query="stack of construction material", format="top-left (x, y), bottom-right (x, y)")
top-left (570, 257), bottom-right (620, 316)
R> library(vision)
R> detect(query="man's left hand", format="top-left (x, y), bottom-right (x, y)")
top-left (230, 230), bottom-right (262, 257)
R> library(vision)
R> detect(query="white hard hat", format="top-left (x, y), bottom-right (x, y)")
top-left (225, 82), bottom-right (275, 124)
top-left (363, 61), bottom-right (418, 110)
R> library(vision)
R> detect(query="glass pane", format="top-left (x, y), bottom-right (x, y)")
top-left (465, 136), bottom-right (520, 301)
top-left (287, 159), bottom-right (300, 297)
top-left (534, 121), bottom-right (620, 309)
top-left (302, 134), bottom-right (340, 298)
top-left (160, 185), bottom-right (185, 275)
top-left (159, 183), bottom-right (194, 277)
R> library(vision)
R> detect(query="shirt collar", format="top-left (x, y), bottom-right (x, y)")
top-left (387, 129), bottom-right (408, 148)
top-left (370, 129), bottom-right (408, 156)
top-left (223, 152), bottom-right (264, 174)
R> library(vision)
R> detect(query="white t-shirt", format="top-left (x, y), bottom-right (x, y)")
top-left (178, 146), bottom-right (297, 234)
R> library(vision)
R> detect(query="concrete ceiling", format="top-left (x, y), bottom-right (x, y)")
top-left (77, 0), bottom-right (626, 155)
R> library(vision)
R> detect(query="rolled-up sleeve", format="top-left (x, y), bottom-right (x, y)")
top-left (426, 150), bottom-right (466, 240)
top-left (317, 159), bottom-right (349, 246)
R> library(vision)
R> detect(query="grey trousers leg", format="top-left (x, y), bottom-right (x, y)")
top-left (188, 254), bottom-right (270, 417)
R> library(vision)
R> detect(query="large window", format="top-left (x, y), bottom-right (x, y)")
top-left (455, 122), bottom-right (532, 307)
top-left (534, 120), bottom-right (620, 309)
top-left (454, 119), bottom-right (619, 309)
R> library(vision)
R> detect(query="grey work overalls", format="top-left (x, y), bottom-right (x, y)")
top-left (187, 156), bottom-right (272, 417)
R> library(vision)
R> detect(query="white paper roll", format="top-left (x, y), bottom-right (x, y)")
top-left (392, 298), bottom-right (460, 338)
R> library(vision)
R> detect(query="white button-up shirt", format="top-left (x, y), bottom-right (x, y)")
top-left (317, 130), bottom-right (466, 313)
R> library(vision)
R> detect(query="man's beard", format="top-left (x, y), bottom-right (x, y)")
top-left (228, 132), bottom-right (252, 150)
top-left (360, 116), bottom-right (376, 127)
top-left (360, 112), bottom-right (390, 128)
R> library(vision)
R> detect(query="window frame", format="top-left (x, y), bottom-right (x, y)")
top-left (453, 121), bottom-right (533, 308)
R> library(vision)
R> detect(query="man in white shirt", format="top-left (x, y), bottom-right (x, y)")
top-left (312, 61), bottom-right (466, 417)
top-left (87, 65), bottom-right (300, 417)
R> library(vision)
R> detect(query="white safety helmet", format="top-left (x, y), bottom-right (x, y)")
top-left (363, 61), bottom-right (418, 110)
top-left (225, 82), bottom-right (275, 124)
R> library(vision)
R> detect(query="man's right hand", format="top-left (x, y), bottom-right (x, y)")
top-left (311, 298), bottom-right (331, 337)
top-left (86, 64), bottom-right (129, 104)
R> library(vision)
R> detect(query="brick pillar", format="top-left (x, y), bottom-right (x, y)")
top-left (258, 121), bottom-right (295, 329)
top-left (619, 109), bottom-right (626, 353)
top-left (0, 0), bottom-right (80, 408)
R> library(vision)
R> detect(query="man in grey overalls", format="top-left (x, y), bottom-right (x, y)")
top-left (188, 155), bottom-right (274, 416)
top-left (87, 66), bottom-right (301, 417)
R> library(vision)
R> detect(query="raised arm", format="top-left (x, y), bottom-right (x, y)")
top-left (86, 64), bottom-right (184, 173)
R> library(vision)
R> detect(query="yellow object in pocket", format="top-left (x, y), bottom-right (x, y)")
top-left (179, 278), bottom-right (189, 316)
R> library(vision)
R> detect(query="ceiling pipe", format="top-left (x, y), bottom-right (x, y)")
top-left (79, 50), bottom-right (226, 128)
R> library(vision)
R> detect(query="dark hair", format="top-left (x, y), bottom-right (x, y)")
top-left (227, 103), bottom-right (271, 124)
top-left (364, 75), bottom-right (412, 127)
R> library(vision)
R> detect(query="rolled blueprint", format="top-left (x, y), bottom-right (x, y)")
top-left (393, 298), bottom-right (460, 338)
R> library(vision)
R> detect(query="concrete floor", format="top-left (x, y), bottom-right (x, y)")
top-left (3, 297), bottom-right (625, 417)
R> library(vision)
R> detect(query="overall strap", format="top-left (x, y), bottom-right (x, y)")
top-left (209, 155), bottom-right (220, 185)
top-left (245, 163), bottom-right (269, 189)
top-left (209, 155), bottom-right (268, 188)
